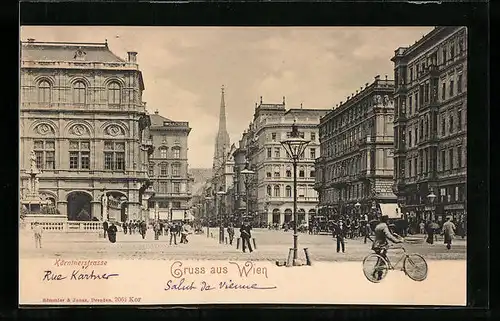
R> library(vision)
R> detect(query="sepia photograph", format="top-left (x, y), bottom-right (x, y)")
top-left (19, 26), bottom-right (468, 306)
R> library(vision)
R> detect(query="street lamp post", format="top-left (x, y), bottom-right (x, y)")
top-left (241, 163), bottom-right (255, 225)
top-left (281, 121), bottom-right (310, 266)
top-left (204, 196), bottom-right (212, 238)
top-left (427, 190), bottom-right (436, 221)
top-left (217, 189), bottom-right (226, 244)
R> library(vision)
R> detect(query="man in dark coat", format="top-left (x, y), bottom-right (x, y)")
top-left (140, 220), bottom-right (147, 239)
top-left (103, 220), bottom-right (109, 238)
top-left (170, 222), bottom-right (179, 245)
top-left (123, 221), bottom-right (128, 234)
top-left (333, 219), bottom-right (347, 253)
top-left (240, 222), bottom-right (253, 253)
top-left (107, 222), bottom-right (118, 243)
top-left (227, 223), bottom-right (235, 245)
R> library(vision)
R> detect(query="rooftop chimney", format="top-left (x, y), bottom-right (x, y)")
top-left (375, 75), bottom-right (380, 81)
top-left (260, 96), bottom-right (263, 104)
top-left (385, 75), bottom-right (388, 80)
top-left (365, 82), bottom-right (369, 88)
top-left (127, 51), bottom-right (138, 63)
top-left (283, 96), bottom-right (286, 105)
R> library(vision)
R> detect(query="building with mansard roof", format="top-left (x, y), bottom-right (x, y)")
top-left (20, 39), bottom-right (154, 222)
top-left (392, 27), bottom-right (467, 224)
top-left (146, 110), bottom-right (193, 219)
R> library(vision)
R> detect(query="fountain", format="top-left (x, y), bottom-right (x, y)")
top-left (20, 150), bottom-right (66, 228)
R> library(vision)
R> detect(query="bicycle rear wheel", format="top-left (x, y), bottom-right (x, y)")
top-left (362, 254), bottom-right (389, 283)
top-left (403, 254), bottom-right (428, 281)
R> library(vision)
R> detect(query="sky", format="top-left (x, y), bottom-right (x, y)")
top-left (21, 26), bottom-right (433, 168)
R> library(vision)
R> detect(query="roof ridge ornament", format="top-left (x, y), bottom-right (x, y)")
top-left (74, 47), bottom-right (87, 60)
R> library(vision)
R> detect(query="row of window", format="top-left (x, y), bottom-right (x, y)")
top-left (320, 102), bottom-right (375, 138)
top-left (405, 185), bottom-right (465, 205)
top-left (157, 146), bottom-right (181, 159)
top-left (403, 108), bottom-right (464, 148)
top-left (148, 162), bottom-right (182, 177)
top-left (266, 147), bottom-right (316, 159)
top-left (36, 80), bottom-right (123, 106)
top-left (148, 201), bottom-right (182, 209)
top-left (33, 140), bottom-right (126, 171)
top-left (265, 166), bottom-right (315, 179)
top-left (322, 182), bottom-right (371, 203)
top-left (402, 72), bottom-right (463, 117)
top-left (405, 35), bottom-right (465, 84)
top-left (265, 184), bottom-right (316, 198)
top-left (404, 146), bottom-right (464, 178)
top-left (153, 181), bottom-right (184, 194)
top-left (322, 120), bottom-right (376, 158)
top-left (268, 131), bottom-right (316, 141)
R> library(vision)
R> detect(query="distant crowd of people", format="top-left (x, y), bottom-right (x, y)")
top-left (102, 220), bottom-right (194, 245)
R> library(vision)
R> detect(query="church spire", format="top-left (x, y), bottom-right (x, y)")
top-left (213, 85), bottom-right (231, 171)
top-left (218, 85), bottom-right (227, 133)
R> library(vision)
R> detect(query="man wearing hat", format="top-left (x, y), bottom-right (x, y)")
top-left (333, 218), bottom-right (347, 253)
top-left (372, 215), bottom-right (404, 259)
top-left (441, 216), bottom-right (456, 250)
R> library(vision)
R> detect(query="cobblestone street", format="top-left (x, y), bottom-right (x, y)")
top-left (20, 228), bottom-right (467, 262)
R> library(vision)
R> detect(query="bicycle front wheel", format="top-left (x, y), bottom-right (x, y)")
top-left (362, 254), bottom-right (389, 283)
top-left (403, 254), bottom-right (428, 281)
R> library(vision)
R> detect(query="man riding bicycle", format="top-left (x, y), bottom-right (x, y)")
top-left (371, 215), bottom-right (404, 279)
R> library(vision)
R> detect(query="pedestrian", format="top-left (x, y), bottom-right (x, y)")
top-left (334, 219), bottom-right (347, 253)
top-left (441, 216), bottom-right (456, 250)
top-left (180, 222), bottom-right (190, 244)
top-left (240, 221), bottom-right (253, 253)
top-left (123, 221), bottom-right (128, 234)
top-left (107, 222), bottom-right (118, 243)
top-left (103, 220), bottom-right (109, 238)
top-left (419, 221), bottom-right (425, 234)
top-left (364, 220), bottom-right (373, 244)
top-left (154, 220), bottom-right (161, 240)
top-left (170, 222), bottom-right (178, 245)
top-left (227, 223), bottom-right (235, 245)
top-left (426, 221), bottom-right (434, 244)
top-left (33, 222), bottom-right (43, 249)
top-left (140, 220), bottom-right (147, 239)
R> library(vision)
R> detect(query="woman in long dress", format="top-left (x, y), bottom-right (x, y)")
top-left (107, 222), bottom-right (118, 243)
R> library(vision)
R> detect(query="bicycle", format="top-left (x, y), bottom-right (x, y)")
top-left (362, 242), bottom-right (428, 283)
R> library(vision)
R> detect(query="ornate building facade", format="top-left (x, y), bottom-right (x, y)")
top-left (392, 27), bottom-right (467, 223)
top-left (246, 97), bottom-right (328, 225)
top-left (315, 76), bottom-right (397, 219)
top-left (147, 110), bottom-right (193, 218)
top-left (230, 129), bottom-right (258, 224)
top-left (20, 40), bottom-right (153, 222)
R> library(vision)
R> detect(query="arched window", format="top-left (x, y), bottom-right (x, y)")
top-left (172, 147), bottom-right (181, 159)
top-left (108, 82), bottom-right (121, 105)
top-left (274, 185), bottom-right (280, 197)
top-left (38, 80), bottom-right (51, 104)
top-left (73, 81), bottom-right (86, 105)
top-left (266, 185), bottom-right (272, 196)
top-left (285, 185), bottom-right (292, 198)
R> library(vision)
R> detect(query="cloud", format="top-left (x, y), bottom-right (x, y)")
top-left (21, 26), bottom-right (434, 168)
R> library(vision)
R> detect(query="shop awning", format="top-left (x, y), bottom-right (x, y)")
top-left (380, 204), bottom-right (401, 219)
